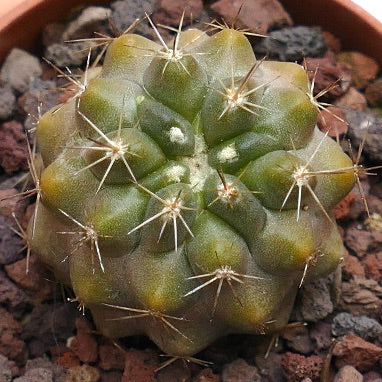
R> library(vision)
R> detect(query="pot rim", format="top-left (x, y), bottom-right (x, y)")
top-left (280, 0), bottom-right (382, 63)
top-left (0, 0), bottom-right (382, 63)
top-left (0, 0), bottom-right (109, 63)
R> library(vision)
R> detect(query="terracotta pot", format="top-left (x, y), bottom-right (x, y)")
top-left (0, 0), bottom-right (381, 63)
top-left (280, 0), bottom-right (382, 63)
top-left (0, 0), bottom-right (110, 62)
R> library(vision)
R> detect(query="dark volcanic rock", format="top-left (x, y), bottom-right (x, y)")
top-left (254, 26), bottom-right (327, 61)
top-left (111, 0), bottom-right (155, 38)
top-left (345, 109), bottom-right (382, 163)
top-left (332, 312), bottom-right (382, 341)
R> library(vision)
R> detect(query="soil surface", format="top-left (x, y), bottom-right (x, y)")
top-left (0, 0), bottom-right (381, 381)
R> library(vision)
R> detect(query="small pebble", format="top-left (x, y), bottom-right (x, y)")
top-left (193, 368), bottom-right (221, 382)
top-left (0, 354), bottom-right (17, 382)
top-left (122, 349), bottom-right (158, 382)
top-left (299, 278), bottom-right (333, 322)
top-left (0, 85), bottom-right (16, 120)
top-left (25, 357), bottom-right (66, 382)
top-left (211, 0), bottom-right (292, 35)
top-left (309, 322), bottom-right (332, 351)
top-left (45, 42), bottom-right (94, 68)
top-left (304, 52), bottom-right (351, 100)
top-left (335, 86), bottom-right (367, 111)
top-left (65, 364), bottom-right (99, 382)
top-left (156, 360), bottom-right (191, 382)
top-left (365, 77), bottom-right (382, 107)
top-left (334, 365), bottom-right (362, 382)
top-left (337, 51), bottom-right (379, 89)
top-left (222, 358), bottom-right (260, 382)
top-left (254, 353), bottom-right (283, 382)
top-left (62, 6), bottom-right (111, 40)
top-left (0, 49), bottom-right (42, 93)
top-left (0, 120), bottom-right (28, 175)
top-left (154, 0), bottom-right (204, 26)
top-left (13, 368), bottom-right (53, 382)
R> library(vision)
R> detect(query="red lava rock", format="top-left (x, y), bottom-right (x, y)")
top-left (13, 367), bottom-right (53, 382)
top-left (156, 360), bottom-right (191, 382)
top-left (364, 252), bottom-right (382, 283)
top-left (317, 106), bottom-right (347, 137)
top-left (339, 277), bottom-right (382, 319)
top-left (333, 192), bottom-right (356, 221)
top-left (0, 354), bottom-right (19, 380)
top-left (100, 370), bottom-right (124, 382)
top-left (309, 322), bottom-right (332, 351)
top-left (254, 352), bottom-right (284, 382)
top-left (21, 203), bottom-right (35, 230)
top-left (299, 278), bottom-right (333, 322)
top-left (65, 364), bottom-right (100, 382)
top-left (334, 365), bottom-right (363, 382)
top-left (281, 324), bottom-right (313, 355)
top-left (21, 303), bottom-right (77, 358)
top-left (54, 351), bottom-right (80, 369)
top-left (365, 77), bottom-right (382, 107)
top-left (0, 121), bottom-right (28, 175)
top-left (305, 52), bottom-right (351, 101)
top-left (98, 342), bottom-right (126, 371)
top-left (153, 0), bottom-right (203, 26)
top-left (281, 352), bottom-right (323, 382)
top-left (69, 317), bottom-right (98, 363)
top-left (56, 83), bottom-right (78, 105)
top-left (5, 256), bottom-right (54, 300)
top-left (363, 371), bottom-right (382, 382)
top-left (221, 358), bottom-right (260, 382)
top-left (335, 86), bottom-right (367, 111)
top-left (193, 368), bottom-right (221, 382)
top-left (322, 31), bottom-right (341, 53)
top-left (342, 249), bottom-right (365, 280)
top-left (0, 188), bottom-right (24, 219)
top-left (337, 51), bottom-right (380, 89)
top-left (345, 223), bottom-right (382, 258)
top-left (0, 215), bottom-right (25, 265)
top-left (0, 307), bottom-right (26, 363)
top-left (210, 0), bottom-right (292, 35)
top-left (24, 357), bottom-right (67, 382)
top-left (366, 197), bottom-right (382, 217)
top-left (122, 349), bottom-right (158, 382)
top-left (333, 333), bottom-right (382, 371)
top-left (0, 270), bottom-right (30, 316)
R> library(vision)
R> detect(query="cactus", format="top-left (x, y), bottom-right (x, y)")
top-left (30, 18), bottom-right (355, 357)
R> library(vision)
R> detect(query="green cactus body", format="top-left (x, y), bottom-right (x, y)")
top-left (32, 25), bottom-right (355, 356)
